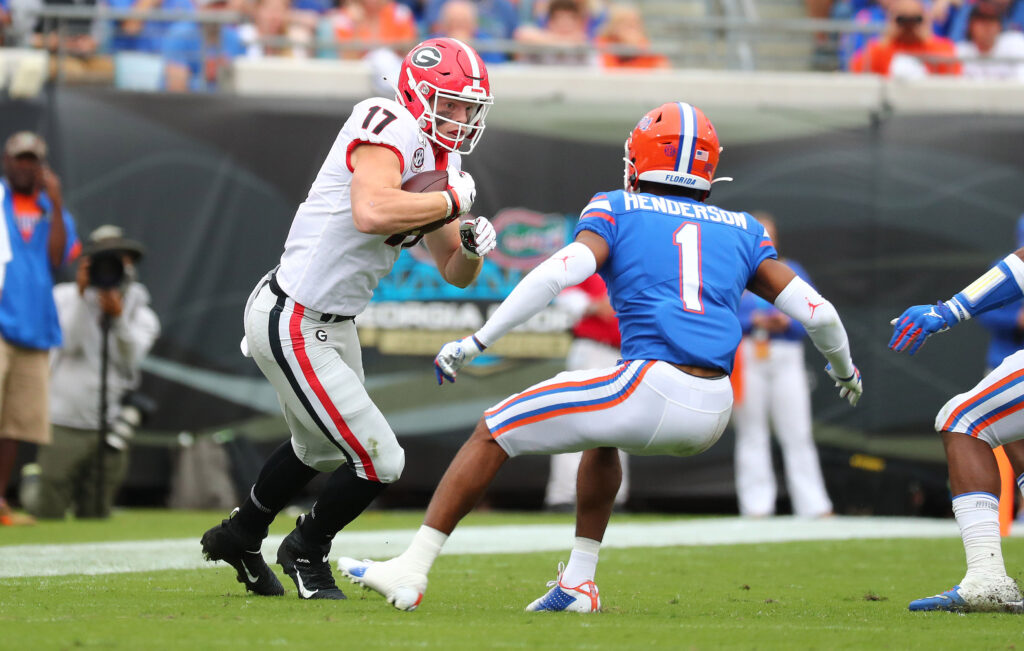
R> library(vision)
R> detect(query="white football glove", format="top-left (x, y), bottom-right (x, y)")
top-left (459, 217), bottom-right (496, 259)
top-left (445, 169), bottom-right (476, 218)
top-left (434, 335), bottom-right (486, 384)
top-left (825, 363), bottom-right (862, 407)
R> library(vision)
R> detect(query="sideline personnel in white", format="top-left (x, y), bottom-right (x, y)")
top-left (732, 215), bottom-right (832, 518)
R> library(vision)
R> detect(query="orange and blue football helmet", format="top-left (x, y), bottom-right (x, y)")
top-left (623, 102), bottom-right (723, 195)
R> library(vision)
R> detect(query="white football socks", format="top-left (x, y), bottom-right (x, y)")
top-left (952, 492), bottom-right (1006, 583)
top-left (397, 525), bottom-right (449, 576)
top-left (561, 537), bottom-right (601, 587)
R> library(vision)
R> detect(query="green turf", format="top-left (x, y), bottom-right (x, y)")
top-left (0, 509), bottom-right (683, 546)
top-left (4, 511), bottom-right (1024, 650)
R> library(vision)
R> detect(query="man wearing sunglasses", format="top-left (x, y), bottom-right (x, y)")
top-left (851, 0), bottom-right (962, 76)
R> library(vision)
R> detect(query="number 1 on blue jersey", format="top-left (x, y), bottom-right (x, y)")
top-left (674, 222), bottom-right (704, 313)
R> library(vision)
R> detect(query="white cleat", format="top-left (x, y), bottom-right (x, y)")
top-left (337, 556), bottom-right (427, 611)
top-left (525, 563), bottom-right (601, 613)
top-left (910, 575), bottom-right (1023, 613)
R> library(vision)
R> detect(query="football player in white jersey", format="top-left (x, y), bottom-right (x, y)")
top-left (200, 37), bottom-right (498, 600)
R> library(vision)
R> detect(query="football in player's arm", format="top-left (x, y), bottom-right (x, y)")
top-left (200, 38), bottom-right (499, 602)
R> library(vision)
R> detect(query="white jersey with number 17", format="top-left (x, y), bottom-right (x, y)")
top-left (276, 97), bottom-right (460, 316)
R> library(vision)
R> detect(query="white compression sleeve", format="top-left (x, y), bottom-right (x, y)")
top-left (553, 288), bottom-right (590, 322)
top-left (773, 276), bottom-right (855, 378)
top-left (475, 242), bottom-right (597, 347)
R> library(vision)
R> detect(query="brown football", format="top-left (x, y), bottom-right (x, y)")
top-left (395, 170), bottom-right (452, 238)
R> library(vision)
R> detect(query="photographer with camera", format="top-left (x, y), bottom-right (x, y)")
top-left (23, 225), bottom-right (159, 519)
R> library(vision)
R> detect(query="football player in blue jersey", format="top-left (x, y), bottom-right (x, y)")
top-left (890, 247), bottom-right (1024, 613)
top-left (339, 102), bottom-right (863, 612)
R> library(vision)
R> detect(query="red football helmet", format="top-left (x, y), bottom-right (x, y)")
top-left (623, 102), bottom-right (723, 195)
top-left (397, 38), bottom-right (493, 154)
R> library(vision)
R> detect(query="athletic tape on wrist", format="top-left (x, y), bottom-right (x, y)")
top-left (444, 189), bottom-right (457, 218)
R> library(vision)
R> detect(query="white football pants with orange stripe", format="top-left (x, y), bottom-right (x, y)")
top-left (731, 338), bottom-right (832, 517)
top-left (937, 349), bottom-right (1024, 445)
top-left (544, 338), bottom-right (630, 507)
top-left (244, 280), bottom-right (405, 482)
top-left (485, 359), bottom-right (732, 459)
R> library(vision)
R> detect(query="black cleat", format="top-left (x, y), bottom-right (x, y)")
top-left (201, 509), bottom-right (284, 597)
top-left (276, 517), bottom-right (347, 600)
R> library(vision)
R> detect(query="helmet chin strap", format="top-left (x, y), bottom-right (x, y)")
top-left (622, 156), bottom-right (638, 191)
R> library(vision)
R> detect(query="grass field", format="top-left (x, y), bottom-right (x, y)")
top-left (4, 510), bottom-right (1024, 650)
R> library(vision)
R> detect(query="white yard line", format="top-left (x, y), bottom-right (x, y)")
top-left (0, 516), bottom-right (997, 579)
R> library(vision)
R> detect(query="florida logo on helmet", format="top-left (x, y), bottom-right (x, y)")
top-left (623, 102), bottom-right (724, 197)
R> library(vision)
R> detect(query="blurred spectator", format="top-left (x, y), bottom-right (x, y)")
top-left (32, 0), bottom-right (101, 60)
top-left (3, 0), bottom-right (43, 47)
top-left (238, 0), bottom-right (313, 58)
top-left (161, 0), bottom-right (244, 91)
top-left (518, 0), bottom-right (605, 37)
top-left (732, 215), bottom-right (832, 519)
top-left (956, 0), bottom-right (1024, 80)
top-left (850, 0), bottom-right (961, 76)
top-left (105, 0), bottom-right (195, 54)
top-left (0, 131), bottom-right (80, 526)
top-left (936, 0), bottom-right (1024, 41)
top-left (837, 0), bottom-right (893, 69)
top-left (330, 0), bottom-right (417, 60)
top-left (594, 3), bottom-right (666, 69)
top-left (23, 226), bottom-right (159, 520)
top-left (424, 0), bottom-right (518, 61)
top-left (514, 0), bottom-right (596, 65)
top-left (428, 0), bottom-right (504, 63)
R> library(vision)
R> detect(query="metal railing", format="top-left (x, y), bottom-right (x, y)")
top-left (9, 5), bottom-right (890, 75)
top-left (6, 5), bottom-right (1020, 89)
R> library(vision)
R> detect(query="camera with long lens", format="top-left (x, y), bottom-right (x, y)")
top-left (88, 250), bottom-right (126, 289)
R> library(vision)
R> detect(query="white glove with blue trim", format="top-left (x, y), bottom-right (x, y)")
top-left (434, 335), bottom-right (486, 384)
top-left (825, 363), bottom-right (862, 406)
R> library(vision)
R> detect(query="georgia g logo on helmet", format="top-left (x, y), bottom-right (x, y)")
top-left (397, 38), bottom-right (494, 155)
top-left (411, 46), bottom-right (442, 69)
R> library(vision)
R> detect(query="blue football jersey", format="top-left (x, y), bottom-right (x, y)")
top-left (573, 190), bottom-right (778, 373)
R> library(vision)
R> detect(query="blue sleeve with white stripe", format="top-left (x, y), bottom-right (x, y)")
top-left (573, 191), bottom-right (618, 248)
